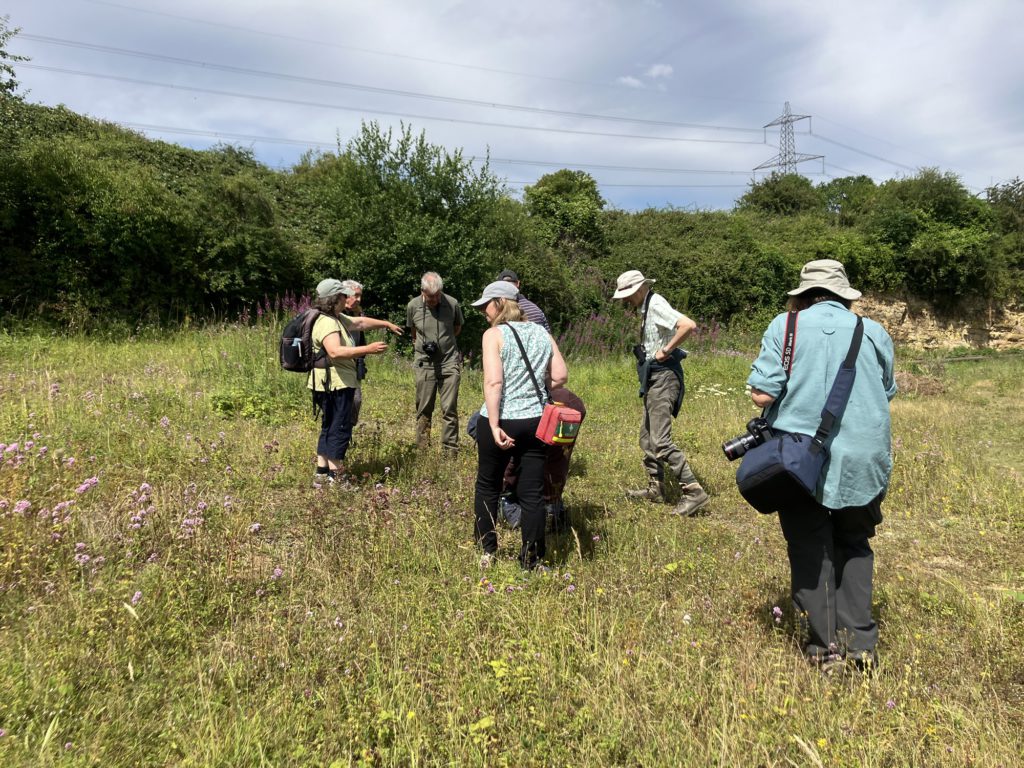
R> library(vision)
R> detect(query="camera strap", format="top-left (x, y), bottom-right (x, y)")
top-left (781, 310), bottom-right (798, 379)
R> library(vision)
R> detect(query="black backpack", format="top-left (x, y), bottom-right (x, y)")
top-left (280, 309), bottom-right (325, 372)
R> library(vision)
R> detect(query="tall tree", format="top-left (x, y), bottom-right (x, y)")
top-left (523, 169), bottom-right (606, 254)
top-left (0, 15), bottom-right (27, 97)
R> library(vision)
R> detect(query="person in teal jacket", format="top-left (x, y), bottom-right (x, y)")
top-left (747, 259), bottom-right (897, 673)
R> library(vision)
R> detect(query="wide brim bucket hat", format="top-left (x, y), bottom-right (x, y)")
top-left (612, 270), bottom-right (655, 299)
top-left (787, 259), bottom-right (862, 301)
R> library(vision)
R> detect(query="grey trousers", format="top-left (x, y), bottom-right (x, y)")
top-left (777, 494), bottom-right (882, 658)
top-left (414, 362), bottom-right (461, 450)
top-left (640, 368), bottom-right (697, 485)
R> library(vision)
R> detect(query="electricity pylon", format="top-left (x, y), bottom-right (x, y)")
top-left (755, 101), bottom-right (823, 173)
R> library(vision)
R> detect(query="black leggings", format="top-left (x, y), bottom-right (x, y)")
top-left (474, 416), bottom-right (546, 568)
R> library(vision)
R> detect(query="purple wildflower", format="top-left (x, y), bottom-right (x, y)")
top-left (271, 567), bottom-right (283, 580)
top-left (130, 591), bottom-right (143, 606)
top-left (13, 500), bottom-right (30, 515)
top-left (248, 522), bottom-right (262, 534)
top-left (772, 606), bottom-right (783, 624)
top-left (75, 476), bottom-right (99, 494)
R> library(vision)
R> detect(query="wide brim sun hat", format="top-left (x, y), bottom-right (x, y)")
top-left (787, 259), bottom-right (862, 301)
top-left (612, 269), bottom-right (655, 299)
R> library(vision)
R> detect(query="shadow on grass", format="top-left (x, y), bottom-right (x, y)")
top-left (544, 502), bottom-right (608, 566)
top-left (347, 439), bottom-right (419, 480)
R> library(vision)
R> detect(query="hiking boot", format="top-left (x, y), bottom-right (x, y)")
top-left (672, 483), bottom-right (710, 516)
top-left (625, 481), bottom-right (664, 503)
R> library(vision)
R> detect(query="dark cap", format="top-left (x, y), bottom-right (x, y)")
top-left (497, 269), bottom-right (519, 283)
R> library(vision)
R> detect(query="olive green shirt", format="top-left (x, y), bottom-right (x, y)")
top-left (405, 293), bottom-right (463, 370)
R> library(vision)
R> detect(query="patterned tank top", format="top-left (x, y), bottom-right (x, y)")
top-left (480, 322), bottom-right (552, 420)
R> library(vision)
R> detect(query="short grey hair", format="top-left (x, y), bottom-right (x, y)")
top-left (420, 272), bottom-right (443, 294)
top-left (341, 279), bottom-right (363, 294)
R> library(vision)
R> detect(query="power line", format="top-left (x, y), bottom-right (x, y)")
top-left (67, 0), bottom-right (669, 94)
top-left (811, 112), bottom-right (942, 166)
top-left (120, 121), bottom-right (769, 176)
top-left (20, 33), bottom-right (764, 135)
top-left (19, 63), bottom-right (766, 146)
top-left (810, 132), bottom-right (917, 172)
top-left (504, 181), bottom-right (752, 189)
top-left (486, 158), bottom-right (766, 176)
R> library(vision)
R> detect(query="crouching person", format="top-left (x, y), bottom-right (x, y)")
top-left (310, 279), bottom-right (402, 484)
top-left (500, 386), bottom-right (586, 532)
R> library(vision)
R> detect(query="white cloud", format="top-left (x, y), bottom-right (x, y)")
top-left (645, 64), bottom-right (673, 79)
top-left (4, 0), bottom-right (1022, 210)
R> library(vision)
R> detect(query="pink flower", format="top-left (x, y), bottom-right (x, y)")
top-left (271, 567), bottom-right (283, 580)
top-left (75, 477), bottom-right (99, 494)
top-left (248, 523), bottom-right (262, 534)
top-left (13, 500), bottom-right (30, 515)
top-left (130, 591), bottom-right (143, 606)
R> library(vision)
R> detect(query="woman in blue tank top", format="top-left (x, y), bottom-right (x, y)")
top-left (471, 281), bottom-right (568, 570)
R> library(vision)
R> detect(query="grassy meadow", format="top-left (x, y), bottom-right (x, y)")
top-left (0, 322), bottom-right (1022, 766)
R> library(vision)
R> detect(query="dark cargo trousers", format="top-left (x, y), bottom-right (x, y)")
top-left (777, 494), bottom-right (882, 659)
top-left (640, 368), bottom-right (697, 486)
top-left (414, 361), bottom-right (461, 451)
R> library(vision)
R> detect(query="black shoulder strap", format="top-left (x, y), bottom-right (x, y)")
top-left (810, 316), bottom-right (864, 453)
top-left (503, 323), bottom-right (550, 407)
top-left (639, 291), bottom-right (653, 346)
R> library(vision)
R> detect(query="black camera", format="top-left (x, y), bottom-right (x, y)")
top-left (631, 344), bottom-right (646, 364)
top-left (722, 417), bottom-right (774, 461)
top-left (422, 340), bottom-right (440, 356)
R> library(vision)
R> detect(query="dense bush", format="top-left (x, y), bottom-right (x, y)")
top-left (0, 92), bottom-right (1019, 334)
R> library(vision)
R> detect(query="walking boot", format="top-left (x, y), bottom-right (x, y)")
top-left (672, 483), bottom-right (710, 516)
top-left (415, 416), bottom-right (432, 450)
top-left (625, 480), bottom-right (664, 503)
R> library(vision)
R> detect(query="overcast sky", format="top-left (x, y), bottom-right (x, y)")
top-left (5, 0), bottom-right (1023, 211)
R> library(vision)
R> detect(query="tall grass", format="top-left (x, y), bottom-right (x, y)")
top-left (0, 326), bottom-right (1022, 766)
